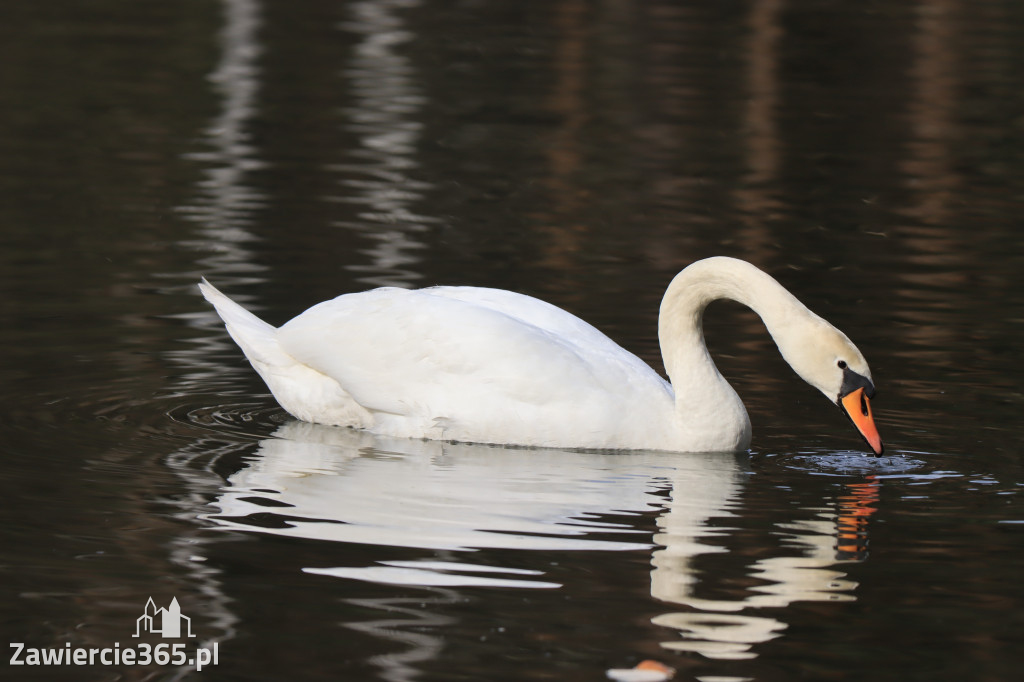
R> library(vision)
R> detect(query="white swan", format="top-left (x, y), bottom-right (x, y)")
top-left (199, 257), bottom-right (882, 454)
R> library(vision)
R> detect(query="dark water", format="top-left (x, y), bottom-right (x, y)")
top-left (2, 1), bottom-right (1023, 680)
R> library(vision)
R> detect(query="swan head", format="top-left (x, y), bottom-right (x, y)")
top-left (776, 315), bottom-right (884, 456)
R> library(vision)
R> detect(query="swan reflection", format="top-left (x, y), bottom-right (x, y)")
top-left (208, 421), bottom-right (674, 567)
top-left (206, 422), bottom-right (876, 665)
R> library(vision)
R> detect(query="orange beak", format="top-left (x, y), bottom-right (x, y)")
top-left (839, 387), bottom-right (884, 456)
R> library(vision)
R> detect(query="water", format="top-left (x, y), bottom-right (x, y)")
top-left (1, 0), bottom-right (1022, 680)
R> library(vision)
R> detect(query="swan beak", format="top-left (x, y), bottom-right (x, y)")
top-left (839, 388), bottom-right (884, 456)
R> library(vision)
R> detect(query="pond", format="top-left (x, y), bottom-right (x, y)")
top-left (1, 1), bottom-right (1022, 681)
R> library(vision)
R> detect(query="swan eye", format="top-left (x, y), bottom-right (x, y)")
top-left (837, 360), bottom-right (848, 369)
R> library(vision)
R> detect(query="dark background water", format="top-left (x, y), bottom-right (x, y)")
top-left (1, 1), bottom-right (1022, 680)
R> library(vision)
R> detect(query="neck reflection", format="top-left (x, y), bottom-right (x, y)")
top-left (652, 469), bottom-right (878, 660)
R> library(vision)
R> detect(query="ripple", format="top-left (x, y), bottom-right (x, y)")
top-left (760, 449), bottom-right (929, 476)
top-left (165, 398), bottom-right (286, 438)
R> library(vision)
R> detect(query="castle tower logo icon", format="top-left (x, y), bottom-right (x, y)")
top-left (132, 597), bottom-right (195, 638)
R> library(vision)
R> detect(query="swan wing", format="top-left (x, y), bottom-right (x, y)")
top-left (276, 287), bottom-right (670, 445)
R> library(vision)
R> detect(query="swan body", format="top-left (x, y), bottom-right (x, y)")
top-left (200, 257), bottom-right (883, 454)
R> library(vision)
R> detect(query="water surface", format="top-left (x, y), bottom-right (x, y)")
top-left (1, 1), bottom-right (1022, 681)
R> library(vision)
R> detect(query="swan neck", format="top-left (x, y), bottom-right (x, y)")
top-left (658, 258), bottom-right (804, 380)
top-left (657, 258), bottom-right (808, 449)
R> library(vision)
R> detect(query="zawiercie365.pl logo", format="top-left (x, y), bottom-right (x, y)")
top-left (10, 597), bottom-right (219, 670)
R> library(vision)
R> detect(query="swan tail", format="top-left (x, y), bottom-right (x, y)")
top-left (199, 279), bottom-right (372, 428)
top-left (198, 279), bottom-right (287, 370)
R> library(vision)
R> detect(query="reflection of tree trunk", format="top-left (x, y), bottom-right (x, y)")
top-left (334, 0), bottom-right (435, 289)
top-left (536, 0), bottom-right (589, 276)
top-left (87, 0), bottom-right (268, 671)
top-left (733, 0), bottom-right (783, 262)
top-left (346, 591), bottom-right (458, 682)
top-left (181, 0), bottom-right (267, 286)
top-left (901, 0), bottom-right (959, 228)
top-left (889, 0), bottom-right (965, 384)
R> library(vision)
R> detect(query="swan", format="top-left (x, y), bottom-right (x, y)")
top-left (199, 256), bottom-right (883, 455)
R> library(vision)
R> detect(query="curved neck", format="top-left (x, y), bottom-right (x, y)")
top-left (657, 257), bottom-right (810, 449)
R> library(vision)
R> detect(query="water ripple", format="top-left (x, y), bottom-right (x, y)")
top-left (761, 449), bottom-right (930, 476)
top-left (167, 399), bottom-right (286, 437)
